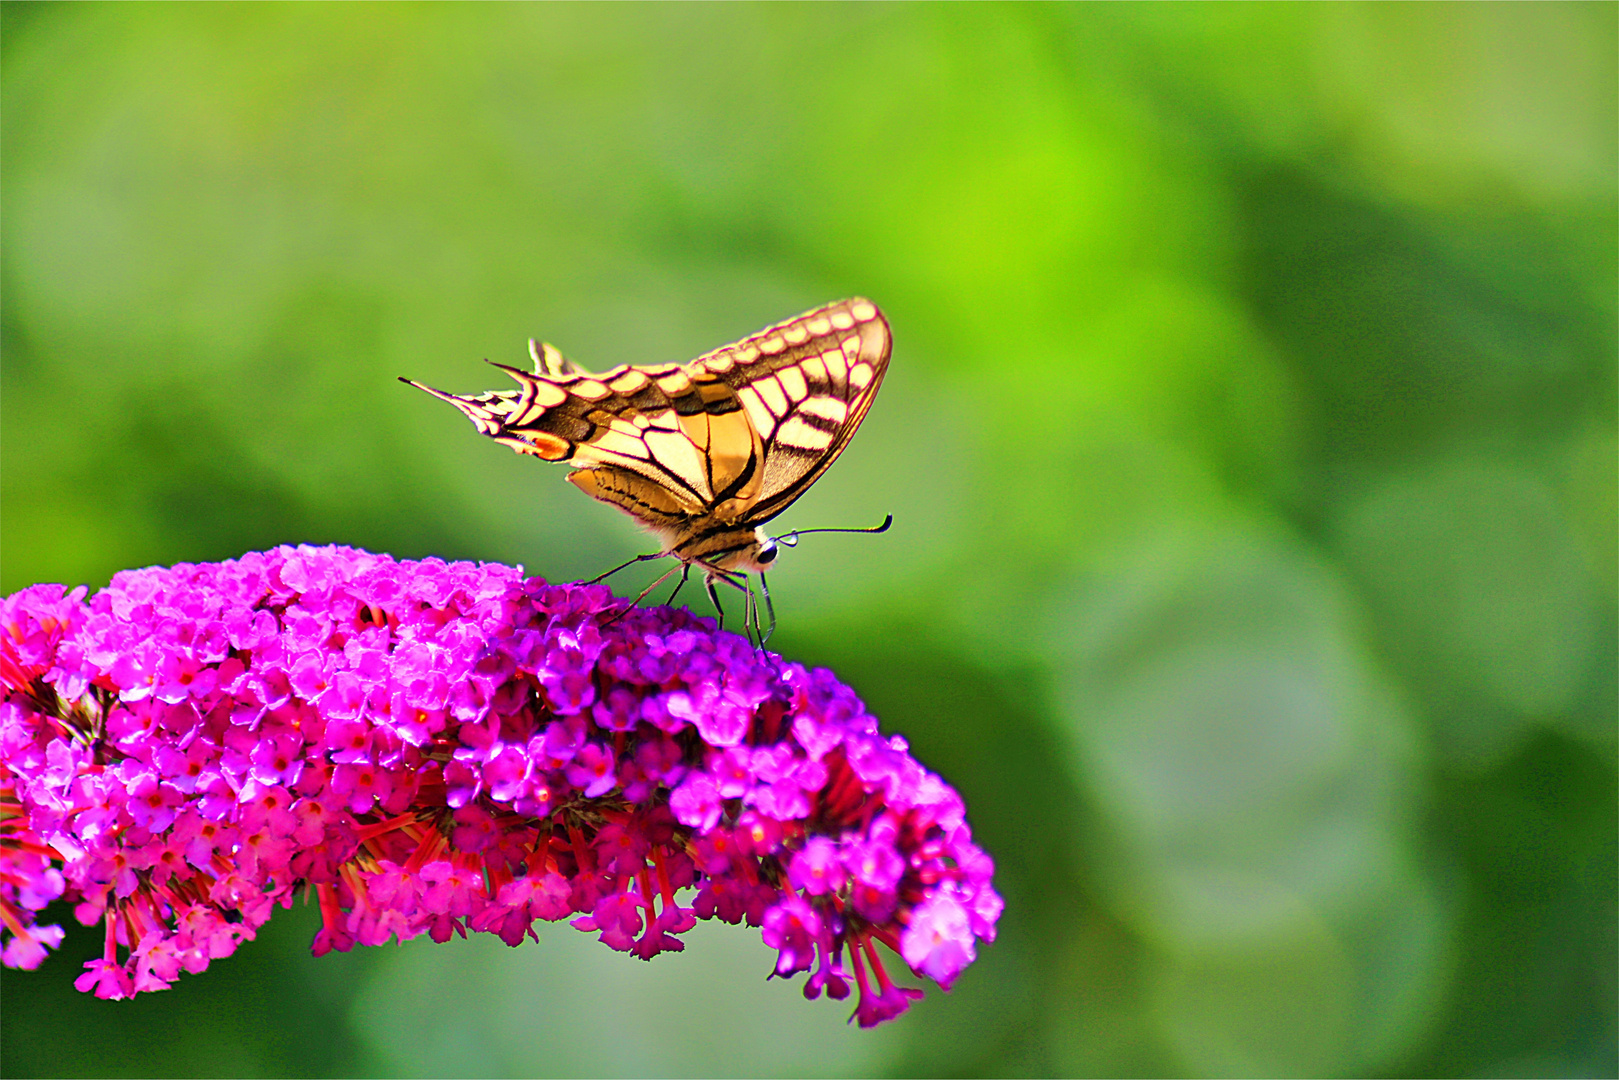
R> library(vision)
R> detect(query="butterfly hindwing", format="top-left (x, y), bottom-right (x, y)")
top-left (567, 463), bottom-right (696, 527)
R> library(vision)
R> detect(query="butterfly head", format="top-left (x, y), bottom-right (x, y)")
top-left (753, 529), bottom-right (782, 569)
top-left (721, 526), bottom-right (782, 575)
top-left (674, 524), bottom-right (781, 575)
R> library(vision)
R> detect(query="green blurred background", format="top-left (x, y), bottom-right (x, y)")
top-left (2, 3), bottom-right (1614, 1076)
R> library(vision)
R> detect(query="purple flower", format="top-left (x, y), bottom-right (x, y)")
top-left (788, 837), bottom-right (847, 897)
top-left (669, 773), bottom-right (724, 834)
top-left (0, 545), bottom-right (1000, 1025)
top-left (762, 892), bottom-right (825, 977)
top-left (899, 889), bottom-right (978, 990)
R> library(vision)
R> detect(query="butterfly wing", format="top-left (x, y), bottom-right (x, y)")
top-left (405, 360), bottom-right (762, 512)
top-left (404, 297), bottom-right (889, 536)
top-left (688, 298), bottom-right (891, 525)
top-left (528, 339), bottom-right (584, 378)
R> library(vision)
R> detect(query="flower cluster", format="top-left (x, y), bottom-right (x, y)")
top-left (0, 546), bottom-right (1000, 1025)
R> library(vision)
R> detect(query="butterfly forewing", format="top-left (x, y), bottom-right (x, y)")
top-left (696, 299), bottom-right (890, 523)
top-left (405, 297), bottom-right (889, 560)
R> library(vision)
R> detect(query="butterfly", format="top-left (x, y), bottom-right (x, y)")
top-left (402, 298), bottom-right (891, 641)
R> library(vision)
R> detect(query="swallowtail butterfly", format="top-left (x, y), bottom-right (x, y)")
top-left (403, 298), bottom-right (891, 639)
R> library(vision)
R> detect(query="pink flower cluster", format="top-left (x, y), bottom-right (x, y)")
top-left (0, 546), bottom-right (1000, 1025)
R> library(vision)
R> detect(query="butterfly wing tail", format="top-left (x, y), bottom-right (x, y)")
top-left (399, 377), bottom-right (509, 434)
top-left (530, 339), bottom-right (583, 377)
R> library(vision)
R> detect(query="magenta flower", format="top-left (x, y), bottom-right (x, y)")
top-left (0, 546), bottom-right (1001, 1026)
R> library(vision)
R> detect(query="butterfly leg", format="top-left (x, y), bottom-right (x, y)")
top-left (728, 572), bottom-right (770, 648)
top-left (602, 560), bottom-right (686, 628)
top-left (756, 572), bottom-right (777, 646)
top-left (630, 561), bottom-right (686, 607)
top-left (586, 550), bottom-right (668, 586)
top-left (665, 563), bottom-right (692, 608)
top-left (700, 568), bottom-right (766, 645)
top-left (703, 573), bottom-right (726, 631)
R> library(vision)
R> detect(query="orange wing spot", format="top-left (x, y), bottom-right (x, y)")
top-left (524, 432), bottom-right (572, 460)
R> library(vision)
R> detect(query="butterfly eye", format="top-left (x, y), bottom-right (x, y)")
top-left (757, 541), bottom-right (779, 564)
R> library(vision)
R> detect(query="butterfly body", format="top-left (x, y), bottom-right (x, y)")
top-left (404, 298), bottom-right (891, 610)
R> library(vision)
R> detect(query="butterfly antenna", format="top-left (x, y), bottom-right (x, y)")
top-left (774, 513), bottom-right (893, 549)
